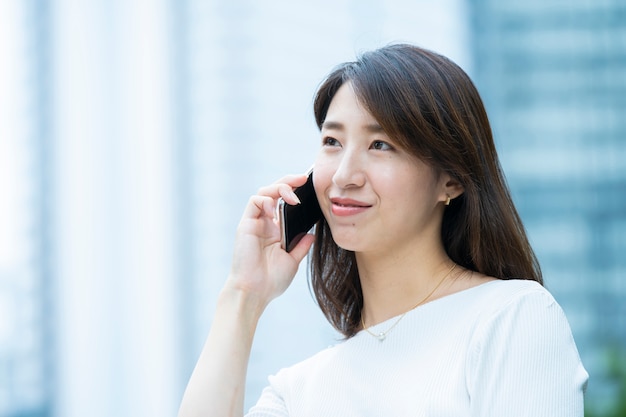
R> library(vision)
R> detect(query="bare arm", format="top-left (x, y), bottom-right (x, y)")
top-left (177, 175), bottom-right (315, 417)
top-left (176, 287), bottom-right (261, 417)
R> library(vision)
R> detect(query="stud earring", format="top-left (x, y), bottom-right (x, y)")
top-left (444, 195), bottom-right (451, 206)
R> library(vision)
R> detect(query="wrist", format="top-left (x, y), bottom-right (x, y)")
top-left (218, 281), bottom-right (268, 324)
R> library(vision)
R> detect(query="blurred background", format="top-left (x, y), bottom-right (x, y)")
top-left (0, 0), bottom-right (624, 416)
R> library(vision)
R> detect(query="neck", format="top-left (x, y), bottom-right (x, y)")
top-left (357, 241), bottom-right (454, 327)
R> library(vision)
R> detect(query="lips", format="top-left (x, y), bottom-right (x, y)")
top-left (330, 197), bottom-right (372, 217)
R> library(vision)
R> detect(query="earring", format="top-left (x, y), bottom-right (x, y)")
top-left (444, 194), bottom-right (451, 206)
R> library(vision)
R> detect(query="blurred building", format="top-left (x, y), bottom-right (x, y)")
top-left (0, 3), bottom-right (52, 417)
top-left (3, 0), bottom-right (624, 416)
top-left (469, 0), bottom-right (626, 409)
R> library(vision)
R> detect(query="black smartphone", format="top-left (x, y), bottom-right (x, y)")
top-left (278, 169), bottom-right (323, 252)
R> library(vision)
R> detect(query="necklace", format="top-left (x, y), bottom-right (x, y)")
top-left (361, 263), bottom-right (457, 342)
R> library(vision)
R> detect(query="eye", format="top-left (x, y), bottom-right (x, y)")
top-left (371, 140), bottom-right (394, 151)
top-left (322, 137), bottom-right (341, 147)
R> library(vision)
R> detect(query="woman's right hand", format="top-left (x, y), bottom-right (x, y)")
top-left (178, 174), bottom-right (316, 417)
top-left (225, 174), bottom-right (316, 313)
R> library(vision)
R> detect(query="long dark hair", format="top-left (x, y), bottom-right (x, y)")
top-left (309, 44), bottom-right (542, 338)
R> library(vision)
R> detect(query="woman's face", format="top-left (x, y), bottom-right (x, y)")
top-left (313, 82), bottom-right (451, 255)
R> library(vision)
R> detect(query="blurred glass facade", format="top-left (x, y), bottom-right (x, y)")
top-left (1, 1), bottom-right (624, 416)
top-left (0, 2), bottom-right (52, 416)
top-left (470, 0), bottom-right (626, 411)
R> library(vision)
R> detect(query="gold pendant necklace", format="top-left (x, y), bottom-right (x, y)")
top-left (361, 263), bottom-right (457, 342)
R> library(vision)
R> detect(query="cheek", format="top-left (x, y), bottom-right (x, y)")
top-left (313, 149), bottom-right (337, 186)
top-left (377, 167), bottom-right (437, 209)
top-left (312, 163), bottom-right (332, 200)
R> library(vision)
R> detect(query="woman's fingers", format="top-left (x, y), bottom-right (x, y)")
top-left (237, 173), bottom-right (313, 252)
top-left (273, 173), bottom-right (309, 188)
top-left (256, 174), bottom-right (308, 205)
top-left (241, 194), bottom-right (276, 221)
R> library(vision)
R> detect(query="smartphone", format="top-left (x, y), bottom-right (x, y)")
top-left (278, 169), bottom-right (323, 252)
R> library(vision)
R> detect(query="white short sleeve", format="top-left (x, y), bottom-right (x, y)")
top-left (466, 286), bottom-right (588, 417)
top-left (245, 375), bottom-right (289, 417)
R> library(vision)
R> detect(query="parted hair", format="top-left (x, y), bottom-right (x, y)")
top-left (309, 44), bottom-right (542, 338)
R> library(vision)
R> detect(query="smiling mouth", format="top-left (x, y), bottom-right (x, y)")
top-left (330, 198), bottom-right (372, 207)
top-left (333, 202), bottom-right (368, 208)
top-left (330, 198), bottom-right (372, 216)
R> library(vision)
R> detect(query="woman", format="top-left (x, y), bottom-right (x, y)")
top-left (178, 44), bottom-right (588, 417)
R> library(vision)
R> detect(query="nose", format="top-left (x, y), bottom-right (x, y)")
top-left (332, 149), bottom-right (366, 189)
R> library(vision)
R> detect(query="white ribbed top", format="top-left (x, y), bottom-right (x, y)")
top-left (246, 279), bottom-right (588, 417)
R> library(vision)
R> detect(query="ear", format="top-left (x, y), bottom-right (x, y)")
top-left (439, 173), bottom-right (464, 205)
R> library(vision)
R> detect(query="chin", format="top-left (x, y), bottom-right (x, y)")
top-left (326, 221), bottom-right (379, 252)
top-left (329, 232), bottom-right (368, 253)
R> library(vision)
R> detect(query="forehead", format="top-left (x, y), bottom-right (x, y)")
top-left (322, 83), bottom-right (383, 131)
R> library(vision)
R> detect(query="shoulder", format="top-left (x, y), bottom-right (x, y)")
top-left (433, 278), bottom-right (565, 346)
top-left (472, 277), bottom-right (547, 297)
top-left (466, 279), bottom-right (570, 337)
top-left (465, 280), bottom-right (588, 414)
top-left (468, 278), bottom-right (555, 314)
top-left (466, 279), bottom-right (584, 373)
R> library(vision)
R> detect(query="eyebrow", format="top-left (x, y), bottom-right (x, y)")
top-left (321, 120), bottom-right (385, 133)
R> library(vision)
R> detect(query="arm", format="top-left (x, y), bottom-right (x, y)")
top-left (177, 175), bottom-right (315, 417)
